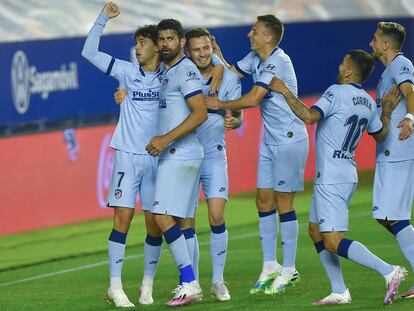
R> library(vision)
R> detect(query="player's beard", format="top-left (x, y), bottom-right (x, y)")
top-left (160, 45), bottom-right (180, 63)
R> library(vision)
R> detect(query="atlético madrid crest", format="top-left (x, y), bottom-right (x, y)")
top-left (114, 189), bottom-right (122, 199)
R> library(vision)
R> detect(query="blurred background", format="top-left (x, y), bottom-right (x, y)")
top-left (1, 0), bottom-right (413, 235)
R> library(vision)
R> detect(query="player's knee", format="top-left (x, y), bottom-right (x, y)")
top-left (322, 238), bottom-right (338, 253)
top-left (308, 223), bottom-right (318, 239)
top-left (113, 220), bottom-right (131, 233)
top-left (146, 219), bottom-right (162, 236)
top-left (256, 196), bottom-right (273, 212)
top-left (152, 214), bottom-right (165, 227)
top-left (113, 212), bottom-right (133, 232)
top-left (208, 211), bottom-right (224, 226)
top-left (274, 193), bottom-right (295, 213)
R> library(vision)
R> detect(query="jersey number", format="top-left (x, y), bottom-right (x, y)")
top-left (342, 115), bottom-right (368, 153)
top-left (117, 172), bottom-right (125, 187)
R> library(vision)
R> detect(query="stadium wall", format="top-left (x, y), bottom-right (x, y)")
top-left (1, 18), bottom-right (412, 235)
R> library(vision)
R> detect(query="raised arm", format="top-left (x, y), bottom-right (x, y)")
top-left (81, 2), bottom-right (120, 72)
top-left (269, 77), bottom-right (320, 124)
top-left (211, 37), bottom-right (244, 78)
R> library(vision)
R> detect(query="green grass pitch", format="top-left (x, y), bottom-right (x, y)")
top-left (1, 171), bottom-right (413, 310)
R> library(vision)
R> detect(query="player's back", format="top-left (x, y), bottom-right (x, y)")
top-left (376, 53), bottom-right (414, 162)
top-left (158, 56), bottom-right (204, 160)
top-left (313, 83), bottom-right (382, 184)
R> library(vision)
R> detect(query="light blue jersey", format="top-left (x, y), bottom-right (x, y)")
top-left (235, 47), bottom-right (308, 145)
top-left (312, 83), bottom-right (383, 184)
top-left (376, 53), bottom-right (414, 162)
top-left (82, 12), bottom-right (160, 154)
top-left (158, 56), bottom-right (204, 160)
top-left (198, 67), bottom-right (242, 158)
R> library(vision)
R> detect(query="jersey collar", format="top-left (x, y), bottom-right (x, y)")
top-left (349, 83), bottom-right (362, 89)
top-left (165, 55), bottom-right (187, 73)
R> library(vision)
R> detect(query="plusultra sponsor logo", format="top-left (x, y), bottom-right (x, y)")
top-left (10, 50), bottom-right (79, 114)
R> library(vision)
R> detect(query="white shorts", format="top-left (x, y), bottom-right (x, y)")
top-left (200, 156), bottom-right (228, 200)
top-left (372, 160), bottom-right (414, 220)
top-left (152, 159), bottom-right (202, 218)
top-left (106, 150), bottom-right (158, 210)
top-left (257, 139), bottom-right (308, 192)
top-left (309, 183), bottom-right (357, 232)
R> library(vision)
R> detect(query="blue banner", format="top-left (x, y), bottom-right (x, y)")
top-left (1, 17), bottom-right (413, 136)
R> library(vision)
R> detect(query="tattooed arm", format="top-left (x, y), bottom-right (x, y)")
top-left (269, 77), bottom-right (320, 124)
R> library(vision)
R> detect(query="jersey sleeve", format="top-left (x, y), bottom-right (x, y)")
top-left (179, 62), bottom-right (203, 100)
top-left (255, 56), bottom-right (279, 90)
top-left (367, 102), bottom-right (384, 135)
top-left (235, 52), bottom-right (255, 77)
top-left (81, 12), bottom-right (131, 85)
top-left (312, 85), bottom-right (337, 120)
top-left (223, 72), bottom-right (242, 100)
top-left (391, 58), bottom-right (414, 87)
top-left (211, 53), bottom-right (223, 65)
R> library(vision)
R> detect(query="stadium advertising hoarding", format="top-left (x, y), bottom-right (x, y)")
top-left (0, 96), bottom-right (377, 235)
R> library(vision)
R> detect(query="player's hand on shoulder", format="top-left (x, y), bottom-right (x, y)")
top-left (269, 77), bottom-right (288, 95)
top-left (114, 88), bottom-right (127, 105)
top-left (145, 135), bottom-right (169, 156)
top-left (381, 84), bottom-right (401, 114)
top-left (102, 2), bottom-right (120, 19)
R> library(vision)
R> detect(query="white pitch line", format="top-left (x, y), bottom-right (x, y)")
top-left (0, 231), bottom-right (258, 287)
top-left (0, 209), bottom-right (372, 288)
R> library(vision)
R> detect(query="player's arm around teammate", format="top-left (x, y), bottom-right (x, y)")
top-left (270, 51), bottom-right (404, 305)
top-left (207, 16), bottom-right (309, 295)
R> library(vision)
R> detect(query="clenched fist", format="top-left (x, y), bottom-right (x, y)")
top-left (102, 2), bottom-right (120, 19)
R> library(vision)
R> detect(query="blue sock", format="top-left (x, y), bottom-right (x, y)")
top-left (210, 223), bottom-right (228, 284)
top-left (338, 238), bottom-right (393, 276)
top-left (164, 224), bottom-right (195, 283)
top-left (280, 211), bottom-right (298, 268)
top-left (392, 221), bottom-right (414, 271)
top-left (182, 227), bottom-right (196, 273)
top-left (258, 209), bottom-right (278, 262)
top-left (108, 229), bottom-right (127, 278)
top-left (315, 241), bottom-right (346, 294)
top-left (143, 234), bottom-right (162, 278)
top-left (193, 230), bottom-right (200, 280)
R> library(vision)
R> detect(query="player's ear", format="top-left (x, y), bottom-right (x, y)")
top-left (383, 39), bottom-right (391, 51)
top-left (265, 33), bottom-right (272, 44)
top-left (345, 68), bottom-right (353, 79)
top-left (180, 37), bottom-right (186, 49)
